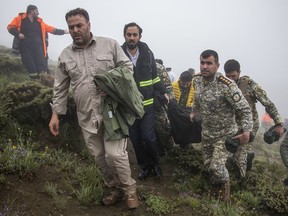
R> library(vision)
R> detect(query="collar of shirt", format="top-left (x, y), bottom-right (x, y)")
top-left (126, 47), bottom-right (139, 67)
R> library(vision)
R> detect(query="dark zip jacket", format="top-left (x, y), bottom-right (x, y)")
top-left (122, 41), bottom-right (167, 109)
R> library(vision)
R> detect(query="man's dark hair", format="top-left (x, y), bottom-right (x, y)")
top-left (200, 49), bottom-right (219, 64)
top-left (26, 5), bottom-right (37, 14)
top-left (123, 22), bottom-right (143, 36)
top-left (180, 71), bottom-right (193, 82)
top-left (155, 59), bottom-right (163, 65)
top-left (224, 59), bottom-right (241, 73)
top-left (65, 8), bottom-right (90, 22)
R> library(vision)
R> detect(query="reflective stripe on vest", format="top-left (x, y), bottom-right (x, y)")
top-left (152, 77), bottom-right (161, 84)
top-left (139, 79), bottom-right (153, 87)
top-left (143, 98), bottom-right (154, 106)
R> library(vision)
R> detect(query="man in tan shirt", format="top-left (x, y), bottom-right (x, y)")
top-left (49, 8), bottom-right (139, 209)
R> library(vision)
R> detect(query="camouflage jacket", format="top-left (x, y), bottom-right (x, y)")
top-left (192, 72), bottom-right (253, 140)
top-left (156, 63), bottom-right (174, 99)
top-left (237, 76), bottom-right (283, 133)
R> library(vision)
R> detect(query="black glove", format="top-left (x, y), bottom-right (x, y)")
top-left (225, 137), bottom-right (240, 153)
top-left (264, 125), bottom-right (287, 144)
top-left (225, 130), bottom-right (254, 153)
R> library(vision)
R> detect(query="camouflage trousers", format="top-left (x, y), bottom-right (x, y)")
top-left (231, 124), bottom-right (257, 178)
top-left (280, 132), bottom-right (288, 168)
top-left (202, 139), bottom-right (230, 185)
top-left (232, 142), bottom-right (251, 178)
top-left (155, 109), bottom-right (174, 155)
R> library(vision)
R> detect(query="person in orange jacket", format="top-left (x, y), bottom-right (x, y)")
top-left (7, 5), bottom-right (68, 78)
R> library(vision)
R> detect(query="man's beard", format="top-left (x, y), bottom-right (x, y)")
top-left (127, 41), bottom-right (138, 49)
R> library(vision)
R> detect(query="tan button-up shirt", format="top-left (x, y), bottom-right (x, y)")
top-left (51, 35), bottom-right (133, 133)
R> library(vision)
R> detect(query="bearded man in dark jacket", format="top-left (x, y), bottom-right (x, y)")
top-left (122, 22), bottom-right (169, 180)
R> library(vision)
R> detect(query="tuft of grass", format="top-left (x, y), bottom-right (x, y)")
top-left (0, 138), bottom-right (41, 178)
top-left (233, 191), bottom-right (261, 210)
top-left (47, 149), bottom-right (77, 171)
top-left (0, 174), bottom-right (6, 184)
top-left (178, 196), bottom-right (201, 209)
top-left (67, 164), bottom-right (104, 206)
top-left (44, 182), bottom-right (68, 209)
top-left (145, 194), bottom-right (176, 216)
top-left (74, 184), bottom-right (102, 206)
top-left (44, 182), bottom-right (58, 197)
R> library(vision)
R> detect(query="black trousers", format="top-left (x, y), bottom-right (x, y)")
top-left (129, 105), bottom-right (159, 170)
top-left (20, 38), bottom-right (47, 73)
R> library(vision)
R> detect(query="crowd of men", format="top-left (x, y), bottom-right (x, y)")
top-left (7, 5), bottom-right (287, 210)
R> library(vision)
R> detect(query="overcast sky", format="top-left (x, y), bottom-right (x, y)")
top-left (1, 0), bottom-right (288, 119)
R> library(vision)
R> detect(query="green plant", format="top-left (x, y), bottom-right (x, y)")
top-left (0, 174), bottom-right (6, 184)
top-left (67, 164), bottom-right (104, 206)
top-left (145, 194), bottom-right (176, 216)
top-left (74, 184), bottom-right (102, 206)
top-left (169, 146), bottom-right (203, 174)
top-left (47, 149), bottom-right (77, 171)
top-left (178, 196), bottom-right (201, 209)
top-left (233, 191), bottom-right (261, 210)
top-left (44, 182), bottom-right (68, 209)
top-left (233, 158), bottom-right (288, 214)
top-left (44, 182), bottom-right (58, 197)
top-left (0, 81), bottom-right (52, 126)
top-left (0, 196), bottom-right (21, 216)
top-left (0, 138), bottom-right (41, 178)
top-left (199, 198), bottom-right (243, 216)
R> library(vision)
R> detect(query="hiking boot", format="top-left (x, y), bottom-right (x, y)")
top-left (246, 152), bottom-right (255, 171)
top-left (219, 181), bottom-right (230, 202)
top-left (153, 166), bottom-right (163, 178)
top-left (102, 189), bottom-right (124, 206)
top-left (283, 177), bottom-right (288, 186)
top-left (126, 193), bottom-right (139, 209)
top-left (138, 168), bottom-right (152, 180)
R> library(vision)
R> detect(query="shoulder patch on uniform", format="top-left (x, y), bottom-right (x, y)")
top-left (233, 92), bottom-right (241, 102)
top-left (218, 75), bottom-right (232, 86)
top-left (240, 75), bottom-right (254, 85)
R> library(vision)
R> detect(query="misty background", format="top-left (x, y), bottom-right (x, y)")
top-left (1, 0), bottom-right (287, 120)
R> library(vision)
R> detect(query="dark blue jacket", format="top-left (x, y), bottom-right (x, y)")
top-left (122, 41), bottom-right (167, 109)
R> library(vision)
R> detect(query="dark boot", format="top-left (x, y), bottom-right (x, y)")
top-left (219, 180), bottom-right (230, 202)
top-left (283, 177), bottom-right (288, 186)
top-left (138, 168), bottom-right (152, 180)
top-left (153, 165), bottom-right (163, 178)
top-left (246, 152), bottom-right (255, 171)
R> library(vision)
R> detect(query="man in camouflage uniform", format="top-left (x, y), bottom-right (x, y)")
top-left (189, 50), bottom-right (253, 201)
top-left (154, 59), bottom-right (175, 156)
top-left (280, 132), bottom-right (288, 185)
top-left (224, 59), bottom-right (285, 177)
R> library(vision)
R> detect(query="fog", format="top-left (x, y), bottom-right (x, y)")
top-left (1, 0), bottom-right (288, 119)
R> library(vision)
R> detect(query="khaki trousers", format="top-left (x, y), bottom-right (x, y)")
top-left (82, 128), bottom-right (136, 195)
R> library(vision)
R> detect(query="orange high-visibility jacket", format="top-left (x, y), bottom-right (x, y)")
top-left (7, 13), bottom-right (57, 57)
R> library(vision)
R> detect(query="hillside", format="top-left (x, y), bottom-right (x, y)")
top-left (0, 45), bottom-right (287, 216)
